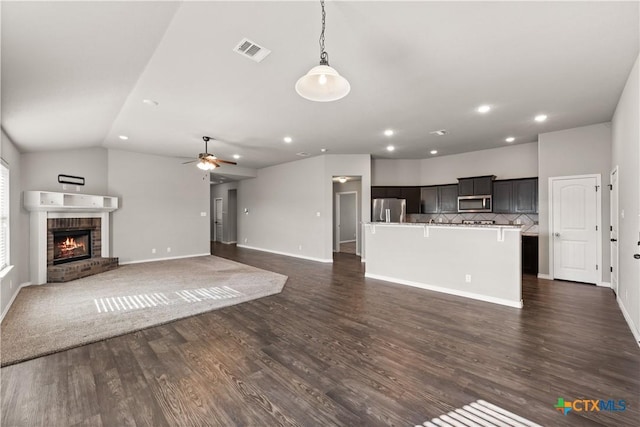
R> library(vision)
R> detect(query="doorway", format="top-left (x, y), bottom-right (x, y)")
top-left (336, 191), bottom-right (358, 254)
top-left (214, 198), bottom-right (223, 243)
top-left (549, 175), bottom-right (601, 284)
top-left (610, 167), bottom-right (619, 295)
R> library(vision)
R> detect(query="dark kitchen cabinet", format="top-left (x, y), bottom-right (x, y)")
top-left (522, 235), bottom-right (539, 275)
top-left (492, 178), bottom-right (538, 214)
top-left (401, 187), bottom-right (421, 214)
top-left (371, 186), bottom-right (420, 214)
top-left (420, 187), bottom-right (439, 213)
top-left (438, 185), bottom-right (459, 213)
top-left (458, 175), bottom-right (495, 196)
top-left (513, 179), bottom-right (538, 213)
top-left (493, 180), bottom-right (514, 213)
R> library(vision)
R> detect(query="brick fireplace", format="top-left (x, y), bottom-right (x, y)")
top-left (46, 217), bottom-right (118, 282)
top-left (24, 191), bottom-right (119, 285)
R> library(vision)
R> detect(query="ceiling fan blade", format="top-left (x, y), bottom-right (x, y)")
top-left (211, 160), bottom-right (221, 168)
top-left (216, 159), bottom-right (237, 165)
top-left (182, 159), bottom-right (197, 164)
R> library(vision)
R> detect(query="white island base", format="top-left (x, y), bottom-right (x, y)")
top-left (364, 223), bottom-right (522, 308)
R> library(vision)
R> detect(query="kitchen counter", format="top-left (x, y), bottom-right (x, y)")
top-left (364, 222), bottom-right (522, 308)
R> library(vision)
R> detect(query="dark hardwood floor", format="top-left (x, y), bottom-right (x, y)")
top-left (2, 243), bottom-right (639, 426)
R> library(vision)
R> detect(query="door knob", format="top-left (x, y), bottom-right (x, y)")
top-left (554, 232), bottom-right (561, 237)
top-left (611, 238), bottom-right (618, 242)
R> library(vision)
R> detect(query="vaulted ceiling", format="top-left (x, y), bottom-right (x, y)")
top-left (2, 1), bottom-right (638, 169)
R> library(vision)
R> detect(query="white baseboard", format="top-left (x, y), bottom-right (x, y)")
top-left (120, 253), bottom-right (211, 265)
top-left (617, 296), bottom-right (640, 347)
top-left (537, 273), bottom-right (553, 280)
top-left (365, 273), bottom-right (523, 309)
top-left (1, 282), bottom-right (32, 323)
top-left (596, 281), bottom-right (611, 288)
top-left (222, 241), bottom-right (237, 245)
top-left (236, 244), bottom-right (333, 263)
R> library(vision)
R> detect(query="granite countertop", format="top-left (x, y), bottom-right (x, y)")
top-left (366, 222), bottom-right (523, 229)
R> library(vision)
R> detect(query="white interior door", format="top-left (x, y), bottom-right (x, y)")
top-left (214, 198), bottom-right (223, 243)
top-left (610, 167), bottom-right (619, 294)
top-left (552, 177), bottom-right (598, 284)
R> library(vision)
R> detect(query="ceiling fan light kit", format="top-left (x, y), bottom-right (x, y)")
top-left (296, 0), bottom-right (350, 102)
top-left (183, 136), bottom-right (237, 170)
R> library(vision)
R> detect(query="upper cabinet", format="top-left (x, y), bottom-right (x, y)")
top-left (493, 178), bottom-right (538, 213)
top-left (457, 175), bottom-right (495, 196)
top-left (371, 186), bottom-right (420, 214)
top-left (420, 184), bottom-right (458, 214)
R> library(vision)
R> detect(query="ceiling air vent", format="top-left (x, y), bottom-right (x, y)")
top-left (429, 129), bottom-right (448, 136)
top-left (296, 152), bottom-right (310, 157)
top-left (234, 38), bottom-right (271, 63)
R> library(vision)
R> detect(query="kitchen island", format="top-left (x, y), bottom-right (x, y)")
top-left (364, 223), bottom-right (522, 308)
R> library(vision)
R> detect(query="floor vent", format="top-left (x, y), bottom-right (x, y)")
top-left (234, 38), bottom-right (271, 63)
top-left (417, 400), bottom-right (542, 427)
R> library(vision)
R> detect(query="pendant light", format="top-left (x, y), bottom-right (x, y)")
top-left (295, 0), bottom-right (350, 102)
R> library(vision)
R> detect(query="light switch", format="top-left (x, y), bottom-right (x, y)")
top-left (200, 212), bottom-right (207, 217)
top-left (316, 212), bottom-right (321, 217)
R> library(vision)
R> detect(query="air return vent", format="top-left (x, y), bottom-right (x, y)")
top-left (296, 152), bottom-right (310, 157)
top-left (234, 38), bottom-right (271, 63)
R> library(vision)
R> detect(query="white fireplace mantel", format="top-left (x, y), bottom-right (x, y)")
top-left (24, 191), bottom-right (119, 285)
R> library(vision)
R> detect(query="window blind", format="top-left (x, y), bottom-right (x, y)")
top-left (0, 159), bottom-right (9, 271)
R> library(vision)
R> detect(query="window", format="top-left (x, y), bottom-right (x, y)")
top-left (0, 159), bottom-right (9, 271)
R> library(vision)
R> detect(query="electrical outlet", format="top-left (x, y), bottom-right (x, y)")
top-left (438, 218), bottom-right (443, 223)
top-left (515, 218), bottom-right (522, 224)
top-left (152, 248), bottom-right (156, 254)
top-left (167, 247), bottom-right (171, 253)
top-left (62, 184), bottom-right (68, 190)
top-left (298, 245), bottom-right (302, 251)
top-left (465, 274), bottom-right (471, 283)
top-left (244, 238), bottom-right (248, 243)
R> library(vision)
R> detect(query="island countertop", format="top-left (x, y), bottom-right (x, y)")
top-left (363, 222), bottom-right (522, 308)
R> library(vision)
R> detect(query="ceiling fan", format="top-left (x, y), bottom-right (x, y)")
top-left (182, 136), bottom-right (237, 170)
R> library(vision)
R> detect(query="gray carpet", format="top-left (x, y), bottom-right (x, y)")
top-left (1, 255), bottom-right (287, 367)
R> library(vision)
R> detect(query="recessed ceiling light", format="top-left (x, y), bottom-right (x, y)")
top-left (384, 129), bottom-right (394, 137)
top-left (320, 148), bottom-right (328, 152)
top-left (284, 136), bottom-right (293, 143)
top-left (429, 129), bottom-right (447, 136)
top-left (534, 114), bottom-right (547, 122)
top-left (233, 154), bottom-right (241, 159)
top-left (505, 137), bottom-right (515, 143)
top-left (477, 105), bottom-right (491, 113)
top-left (142, 99), bottom-right (158, 106)
top-left (386, 145), bottom-right (395, 152)
top-left (430, 150), bottom-right (438, 155)
top-left (118, 135), bottom-right (129, 140)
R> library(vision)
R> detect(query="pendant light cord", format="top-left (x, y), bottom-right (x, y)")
top-left (319, 0), bottom-right (329, 65)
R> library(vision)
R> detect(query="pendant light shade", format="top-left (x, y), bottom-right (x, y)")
top-left (296, 0), bottom-right (350, 102)
top-left (296, 65), bottom-right (350, 102)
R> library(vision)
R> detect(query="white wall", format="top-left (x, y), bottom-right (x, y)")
top-left (238, 156), bottom-right (328, 261)
top-left (210, 181), bottom-right (239, 243)
top-left (21, 147), bottom-right (108, 194)
top-left (371, 142), bottom-right (538, 186)
top-left (238, 154), bottom-right (371, 262)
top-left (612, 54), bottom-right (640, 341)
top-left (0, 130), bottom-right (29, 318)
top-left (108, 150), bottom-right (210, 263)
top-left (538, 123), bottom-right (612, 282)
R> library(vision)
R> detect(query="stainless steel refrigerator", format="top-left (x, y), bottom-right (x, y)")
top-left (372, 198), bottom-right (406, 223)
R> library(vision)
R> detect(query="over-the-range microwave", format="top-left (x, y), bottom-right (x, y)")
top-left (458, 195), bottom-right (492, 213)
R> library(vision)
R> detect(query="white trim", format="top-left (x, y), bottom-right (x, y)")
top-left (237, 244), bottom-right (333, 263)
top-left (339, 239), bottom-right (356, 244)
top-left (365, 273), bottom-right (523, 308)
top-left (596, 281), bottom-right (611, 288)
top-left (222, 241), bottom-right (237, 245)
top-left (617, 296), bottom-right (640, 347)
top-left (548, 174), bottom-right (602, 285)
top-left (335, 190), bottom-right (359, 254)
top-left (213, 197), bottom-right (223, 243)
top-left (0, 282), bottom-right (32, 323)
top-left (537, 273), bottom-right (553, 280)
top-left (119, 253), bottom-right (211, 265)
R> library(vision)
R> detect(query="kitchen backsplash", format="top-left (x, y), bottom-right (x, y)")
top-left (407, 213), bottom-right (539, 235)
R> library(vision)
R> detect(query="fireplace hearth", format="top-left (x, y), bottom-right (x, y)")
top-left (53, 229), bottom-right (91, 265)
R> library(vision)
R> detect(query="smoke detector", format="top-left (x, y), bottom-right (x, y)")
top-left (234, 38), bottom-right (271, 63)
top-left (429, 129), bottom-right (448, 136)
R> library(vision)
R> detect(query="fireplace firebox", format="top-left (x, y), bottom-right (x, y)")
top-left (53, 229), bottom-right (92, 265)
